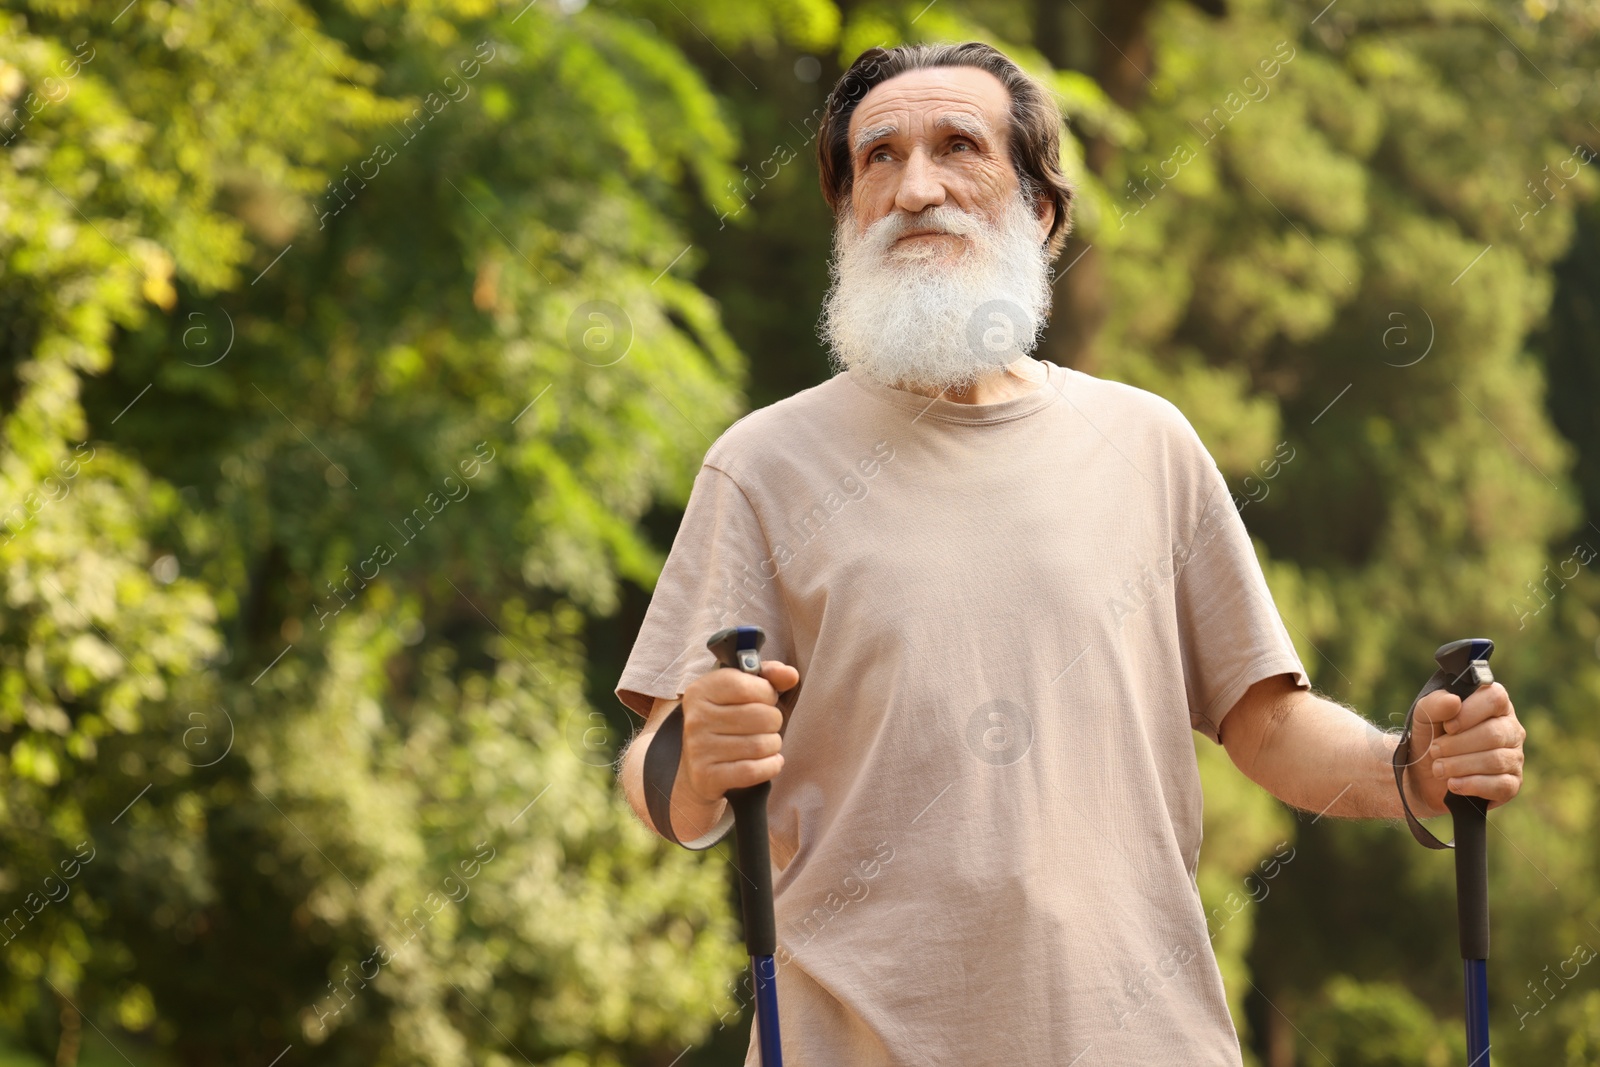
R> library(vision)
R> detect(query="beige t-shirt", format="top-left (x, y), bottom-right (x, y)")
top-left (616, 360), bottom-right (1308, 1066)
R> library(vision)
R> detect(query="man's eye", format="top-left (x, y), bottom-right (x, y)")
top-left (869, 149), bottom-right (892, 163)
top-left (950, 140), bottom-right (973, 153)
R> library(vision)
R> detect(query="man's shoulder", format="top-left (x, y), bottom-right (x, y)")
top-left (703, 372), bottom-right (859, 472)
top-left (1062, 367), bottom-right (1208, 453)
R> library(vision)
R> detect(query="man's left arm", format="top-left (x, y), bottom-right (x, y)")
top-left (1217, 673), bottom-right (1526, 821)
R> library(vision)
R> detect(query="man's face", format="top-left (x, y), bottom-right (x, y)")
top-left (819, 64), bottom-right (1057, 395)
top-left (844, 66), bottom-right (1053, 255)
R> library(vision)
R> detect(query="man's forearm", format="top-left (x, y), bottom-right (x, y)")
top-left (1225, 681), bottom-right (1441, 822)
top-left (618, 698), bottom-right (729, 843)
top-left (617, 728), bottom-right (658, 829)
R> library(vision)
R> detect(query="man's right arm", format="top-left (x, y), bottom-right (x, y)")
top-left (617, 661), bottom-right (798, 846)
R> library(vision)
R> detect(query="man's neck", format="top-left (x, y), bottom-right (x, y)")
top-left (893, 357), bottom-right (1047, 405)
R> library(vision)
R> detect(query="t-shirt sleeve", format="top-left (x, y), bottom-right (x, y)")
top-left (615, 462), bottom-right (796, 719)
top-left (1173, 460), bottom-right (1309, 744)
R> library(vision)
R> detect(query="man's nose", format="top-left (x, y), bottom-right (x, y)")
top-left (893, 147), bottom-right (947, 215)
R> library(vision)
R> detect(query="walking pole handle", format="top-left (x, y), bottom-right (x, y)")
top-left (706, 625), bottom-right (778, 957)
top-left (1435, 639), bottom-right (1495, 962)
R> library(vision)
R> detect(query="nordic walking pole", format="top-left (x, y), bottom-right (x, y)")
top-left (1396, 639), bottom-right (1496, 1066)
top-left (1438, 639), bottom-right (1495, 1067)
top-left (706, 625), bottom-right (784, 1067)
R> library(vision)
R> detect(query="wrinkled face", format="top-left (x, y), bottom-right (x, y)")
top-left (820, 64), bottom-right (1058, 394)
top-left (844, 65), bottom-right (1053, 254)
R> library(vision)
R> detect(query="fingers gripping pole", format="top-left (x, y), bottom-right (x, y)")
top-left (706, 625), bottom-right (783, 1067)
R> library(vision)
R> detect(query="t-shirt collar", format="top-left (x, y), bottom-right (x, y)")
top-left (845, 361), bottom-right (1065, 425)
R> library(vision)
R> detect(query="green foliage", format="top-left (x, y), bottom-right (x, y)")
top-left (0, 0), bottom-right (819, 1062)
top-left (1300, 976), bottom-right (1465, 1066)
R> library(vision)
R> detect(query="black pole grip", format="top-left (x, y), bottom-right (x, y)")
top-left (1436, 639), bottom-right (1495, 961)
top-left (708, 626), bottom-right (778, 958)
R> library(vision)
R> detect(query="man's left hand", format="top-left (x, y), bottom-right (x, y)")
top-left (1406, 682), bottom-right (1526, 817)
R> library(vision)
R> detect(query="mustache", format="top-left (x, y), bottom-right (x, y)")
top-left (857, 206), bottom-right (985, 253)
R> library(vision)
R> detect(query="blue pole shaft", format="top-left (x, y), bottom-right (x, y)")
top-left (1464, 958), bottom-right (1489, 1066)
top-left (752, 954), bottom-right (784, 1066)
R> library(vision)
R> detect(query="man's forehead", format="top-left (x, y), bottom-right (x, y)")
top-left (847, 66), bottom-right (1011, 145)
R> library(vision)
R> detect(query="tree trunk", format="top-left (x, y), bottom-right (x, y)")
top-left (1034, 0), bottom-right (1220, 372)
top-left (55, 994), bottom-right (81, 1067)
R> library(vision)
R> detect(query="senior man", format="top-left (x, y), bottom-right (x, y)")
top-left (615, 41), bottom-right (1525, 1066)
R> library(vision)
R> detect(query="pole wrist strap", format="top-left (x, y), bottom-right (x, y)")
top-left (1393, 669), bottom-right (1456, 850)
top-left (642, 705), bottom-right (735, 851)
top-left (643, 706), bottom-right (686, 845)
top-left (1391, 658), bottom-right (1495, 850)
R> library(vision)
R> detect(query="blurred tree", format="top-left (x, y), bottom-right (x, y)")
top-left (1299, 976), bottom-right (1464, 1066)
top-left (0, 0), bottom-right (834, 1064)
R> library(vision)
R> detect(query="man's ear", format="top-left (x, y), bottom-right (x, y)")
top-left (1034, 193), bottom-right (1055, 243)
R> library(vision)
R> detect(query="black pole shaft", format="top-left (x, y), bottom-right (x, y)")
top-left (726, 781), bottom-right (777, 956)
top-left (1444, 791), bottom-right (1490, 960)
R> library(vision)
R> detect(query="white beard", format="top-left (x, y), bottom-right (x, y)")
top-left (819, 193), bottom-right (1053, 395)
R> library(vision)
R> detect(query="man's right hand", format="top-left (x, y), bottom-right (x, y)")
top-left (679, 660), bottom-right (799, 811)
